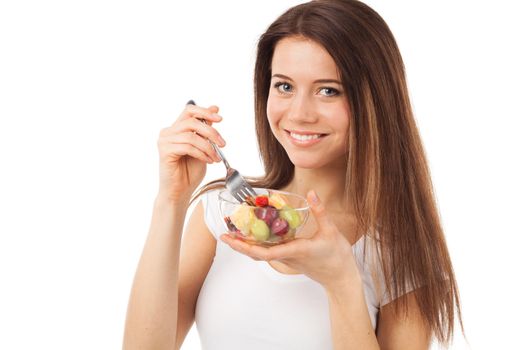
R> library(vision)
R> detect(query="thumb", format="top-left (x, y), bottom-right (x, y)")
top-left (307, 190), bottom-right (334, 231)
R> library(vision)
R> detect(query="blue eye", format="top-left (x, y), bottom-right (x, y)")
top-left (319, 87), bottom-right (340, 97)
top-left (273, 81), bottom-right (293, 94)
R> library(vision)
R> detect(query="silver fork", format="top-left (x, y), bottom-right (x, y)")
top-left (187, 100), bottom-right (257, 205)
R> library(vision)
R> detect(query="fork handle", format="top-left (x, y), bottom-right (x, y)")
top-left (186, 100), bottom-right (231, 170)
top-left (200, 122), bottom-right (231, 170)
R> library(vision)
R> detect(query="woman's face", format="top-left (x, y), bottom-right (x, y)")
top-left (267, 36), bottom-right (351, 169)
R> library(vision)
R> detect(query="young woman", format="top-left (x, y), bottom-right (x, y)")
top-left (123, 1), bottom-right (462, 349)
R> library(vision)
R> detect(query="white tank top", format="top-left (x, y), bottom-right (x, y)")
top-left (195, 190), bottom-right (396, 350)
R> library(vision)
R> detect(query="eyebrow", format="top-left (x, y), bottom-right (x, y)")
top-left (271, 73), bottom-right (342, 85)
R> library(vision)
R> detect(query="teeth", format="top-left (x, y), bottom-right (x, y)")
top-left (290, 132), bottom-right (322, 141)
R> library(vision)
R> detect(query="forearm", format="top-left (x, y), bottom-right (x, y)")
top-left (123, 195), bottom-right (188, 349)
top-left (326, 272), bottom-right (380, 350)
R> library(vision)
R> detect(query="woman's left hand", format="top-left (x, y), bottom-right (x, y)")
top-left (220, 190), bottom-right (361, 292)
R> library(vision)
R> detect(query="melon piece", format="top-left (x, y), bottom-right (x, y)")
top-left (230, 205), bottom-right (254, 234)
top-left (268, 193), bottom-right (288, 209)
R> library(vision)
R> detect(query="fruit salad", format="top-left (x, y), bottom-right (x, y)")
top-left (223, 192), bottom-right (303, 245)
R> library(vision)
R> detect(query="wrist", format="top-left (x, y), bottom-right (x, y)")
top-left (148, 194), bottom-right (190, 242)
top-left (155, 191), bottom-right (190, 208)
top-left (324, 261), bottom-right (363, 297)
top-left (153, 194), bottom-right (190, 217)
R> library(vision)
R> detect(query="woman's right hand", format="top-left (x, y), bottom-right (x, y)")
top-left (156, 103), bottom-right (225, 204)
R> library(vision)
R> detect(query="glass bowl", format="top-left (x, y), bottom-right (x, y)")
top-left (218, 187), bottom-right (309, 247)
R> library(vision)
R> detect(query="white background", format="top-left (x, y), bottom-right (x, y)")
top-left (1, 1), bottom-right (516, 349)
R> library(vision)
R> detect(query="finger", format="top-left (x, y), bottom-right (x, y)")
top-left (208, 105), bottom-right (219, 114)
top-left (177, 118), bottom-right (226, 147)
top-left (220, 234), bottom-right (307, 261)
top-left (219, 234), bottom-right (271, 260)
top-left (203, 105), bottom-right (219, 126)
top-left (178, 104), bottom-right (223, 124)
top-left (307, 190), bottom-right (335, 231)
top-left (185, 102), bottom-right (219, 125)
top-left (161, 118), bottom-right (226, 148)
top-left (161, 143), bottom-right (214, 164)
top-left (185, 100), bottom-right (218, 114)
top-left (260, 238), bottom-right (308, 260)
top-left (167, 132), bottom-right (221, 163)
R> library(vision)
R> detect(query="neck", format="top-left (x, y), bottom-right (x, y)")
top-left (282, 159), bottom-right (351, 214)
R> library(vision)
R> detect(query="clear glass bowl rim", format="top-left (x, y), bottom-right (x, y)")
top-left (217, 187), bottom-right (310, 211)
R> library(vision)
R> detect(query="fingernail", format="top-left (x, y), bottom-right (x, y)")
top-left (211, 113), bottom-right (222, 121)
top-left (218, 135), bottom-right (226, 146)
top-left (309, 190), bottom-right (320, 205)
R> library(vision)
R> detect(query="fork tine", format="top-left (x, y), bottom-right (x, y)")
top-left (239, 187), bottom-right (249, 197)
top-left (238, 188), bottom-right (249, 200)
top-left (245, 184), bottom-right (256, 196)
top-left (233, 191), bottom-right (245, 203)
top-left (243, 186), bottom-right (256, 198)
top-left (238, 189), bottom-right (256, 206)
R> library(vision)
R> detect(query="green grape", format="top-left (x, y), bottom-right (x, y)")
top-left (280, 206), bottom-right (301, 229)
top-left (250, 219), bottom-right (270, 241)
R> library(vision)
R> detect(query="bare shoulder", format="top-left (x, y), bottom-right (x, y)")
top-left (180, 199), bottom-right (217, 264)
top-left (376, 290), bottom-right (432, 350)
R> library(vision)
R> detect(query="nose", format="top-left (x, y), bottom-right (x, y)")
top-left (286, 95), bottom-right (318, 124)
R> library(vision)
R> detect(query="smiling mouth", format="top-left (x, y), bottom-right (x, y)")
top-left (285, 130), bottom-right (328, 141)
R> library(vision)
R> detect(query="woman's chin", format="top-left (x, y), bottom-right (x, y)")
top-left (288, 155), bottom-right (326, 169)
top-left (287, 152), bottom-right (348, 170)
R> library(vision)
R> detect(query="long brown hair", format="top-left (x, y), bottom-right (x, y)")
top-left (191, 0), bottom-right (462, 344)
